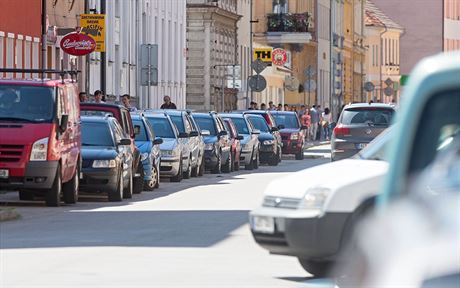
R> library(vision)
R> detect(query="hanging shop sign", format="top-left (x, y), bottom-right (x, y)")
top-left (60, 33), bottom-right (96, 56)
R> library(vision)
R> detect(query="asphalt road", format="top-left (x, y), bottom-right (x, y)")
top-left (0, 151), bottom-right (334, 288)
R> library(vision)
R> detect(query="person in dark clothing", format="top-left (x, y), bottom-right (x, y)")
top-left (160, 95), bottom-right (177, 109)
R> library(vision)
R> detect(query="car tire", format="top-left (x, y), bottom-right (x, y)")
top-left (254, 151), bottom-right (259, 169)
top-left (144, 165), bottom-right (158, 191)
top-left (268, 153), bottom-right (279, 166)
top-left (123, 171), bottom-right (133, 199)
top-left (19, 190), bottom-right (34, 201)
top-left (295, 150), bottom-right (304, 160)
top-left (230, 152), bottom-right (235, 172)
top-left (198, 155), bottom-right (205, 176)
top-left (222, 151), bottom-right (232, 173)
top-left (133, 162), bottom-right (144, 194)
top-left (45, 167), bottom-right (62, 207)
top-left (191, 158), bottom-right (199, 177)
top-left (298, 258), bottom-right (331, 277)
top-left (211, 152), bottom-right (222, 174)
top-left (183, 156), bottom-right (192, 179)
top-left (108, 170), bottom-right (123, 202)
top-left (154, 164), bottom-right (160, 188)
top-left (170, 158), bottom-right (183, 182)
top-left (278, 147), bottom-right (282, 163)
top-left (245, 151), bottom-right (254, 170)
top-left (62, 167), bottom-right (79, 204)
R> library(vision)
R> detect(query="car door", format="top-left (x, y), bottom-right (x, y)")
top-left (245, 116), bottom-right (259, 152)
top-left (185, 114), bottom-right (199, 165)
top-left (56, 86), bottom-right (73, 182)
top-left (112, 120), bottom-right (132, 179)
top-left (215, 116), bottom-right (230, 159)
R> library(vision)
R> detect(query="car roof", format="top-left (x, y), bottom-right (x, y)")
top-left (81, 115), bottom-right (113, 123)
top-left (270, 111), bottom-right (297, 115)
top-left (80, 102), bottom-right (128, 111)
top-left (220, 113), bottom-right (245, 118)
top-left (143, 112), bottom-right (169, 119)
top-left (344, 103), bottom-right (395, 109)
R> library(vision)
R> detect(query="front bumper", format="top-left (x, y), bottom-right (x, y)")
top-left (259, 144), bottom-right (276, 162)
top-left (0, 161), bottom-right (58, 190)
top-left (239, 149), bottom-right (253, 165)
top-left (249, 207), bottom-right (350, 260)
top-left (281, 139), bottom-right (303, 154)
top-left (204, 150), bottom-right (218, 169)
top-left (160, 157), bottom-right (180, 177)
top-left (80, 167), bottom-right (119, 193)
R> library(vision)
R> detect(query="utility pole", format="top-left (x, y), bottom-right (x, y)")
top-left (100, 0), bottom-right (106, 95)
top-left (84, 0), bottom-right (90, 94)
top-left (247, 0), bottom-right (254, 109)
top-left (41, 0), bottom-right (47, 78)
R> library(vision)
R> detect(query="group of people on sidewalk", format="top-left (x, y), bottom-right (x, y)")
top-left (298, 105), bottom-right (333, 142)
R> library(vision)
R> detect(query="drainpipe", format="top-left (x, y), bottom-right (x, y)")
top-left (41, 0), bottom-right (47, 77)
top-left (101, 0), bottom-right (106, 96)
top-left (379, 23), bottom-right (387, 102)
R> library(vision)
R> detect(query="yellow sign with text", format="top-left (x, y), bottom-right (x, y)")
top-left (253, 48), bottom-right (273, 63)
top-left (80, 14), bottom-right (105, 52)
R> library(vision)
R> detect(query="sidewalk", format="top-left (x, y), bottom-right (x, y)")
top-left (304, 140), bottom-right (331, 159)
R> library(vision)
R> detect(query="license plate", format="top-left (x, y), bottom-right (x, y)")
top-left (356, 143), bottom-right (367, 149)
top-left (0, 169), bottom-right (9, 179)
top-left (252, 216), bottom-right (275, 234)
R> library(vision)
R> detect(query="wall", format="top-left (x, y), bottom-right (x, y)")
top-left (236, 0), bottom-right (251, 109)
top-left (444, 0), bottom-right (460, 51)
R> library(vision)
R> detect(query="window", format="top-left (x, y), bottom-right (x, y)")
top-left (133, 119), bottom-right (148, 141)
top-left (147, 117), bottom-right (175, 138)
top-left (340, 108), bottom-right (394, 126)
top-left (194, 116), bottom-right (217, 136)
top-left (229, 117), bottom-right (250, 135)
top-left (170, 115), bottom-right (185, 133)
top-left (273, 0), bottom-right (288, 13)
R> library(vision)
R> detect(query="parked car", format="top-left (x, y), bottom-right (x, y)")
top-left (246, 114), bottom-right (282, 166)
top-left (131, 113), bottom-right (163, 191)
top-left (193, 112), bottom-right (231, 174)
top-left (222, 118), bottom-right (243, 172)
top-left (331, 103), bottom-right (395, 161)
top-left (185, 109), bottom-right (206, 176)
top-left (0, 69), bottom-right (81, 206)
top-left (220, 113), bottom-right (260, 170)
top-left (80, 103), bottom-right (143, 193)
top-left (244, 110), bottom-right (282, 158)
top-left (271, 111), bottom-right (307, 160)
top-left (161, 109), bottom-right (204, 178)
top-left (143, 112), bottom-right (186, 182)
top-left (249, 128), bottom-right (392, 277)
top-left (80, 116), bottom-right (133, 201)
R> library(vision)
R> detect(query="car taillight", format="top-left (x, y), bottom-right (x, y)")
top-left (333, 125), bottom-right (350, 136)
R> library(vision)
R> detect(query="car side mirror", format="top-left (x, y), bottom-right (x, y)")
top-left (189, 131), bottom-right (199, 137)
top-left (59, 114), bottom-right (69, 133)
top-left (178, 132), bottom-right (189, 138)
top-left (134, 125), bottom-right (141, 135)
top-left (271, 126), bottom-right (279, 132)
top-left (237, 135), bottom-right (244, 140)
top-left (153, 138), bottom-right (163, 145)
top-left (252, 129), bottom-right (261, 135)
top-left (278, 124), bottom-right (285, 129)
top-left (218, 130), bottom-right (228, 137)
top-left (201, 129), bottom-right (210, 136)
top-left (301, 125), bottom-right (308, 130)
top-left (119, 138), bottom-right (131, 146)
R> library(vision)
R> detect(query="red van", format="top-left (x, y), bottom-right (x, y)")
top-left (0, 69), bottom-right (81, 206)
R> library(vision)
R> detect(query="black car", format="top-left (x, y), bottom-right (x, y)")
top-left (246, 114), bottom-right (282, 166)
top-left (192, 112), bottom-right (231, 174)
top-left (80, 116), bottom-right (134, 202)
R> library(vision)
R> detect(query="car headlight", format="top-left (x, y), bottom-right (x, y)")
top-left (30, 137), bottom-right (48, 161)
top-left (241, 143), bottom-right (252, 152)
top-left (161, 149), bottom-right (178, 157)
top-left (205, 143), bottom-right (214, 151)
top-left (298, 187), bottom-right (331, 210)
top-left (141, 152), bottom-right (149, 161)
top-left (263, 140), bottom-right (275, 145)
top-left (290, 133), bottom-right (299, 140)
top-left (92, 159), bottom-right (117, 168)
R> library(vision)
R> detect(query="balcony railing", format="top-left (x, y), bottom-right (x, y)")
top-left (267, 13), bottom-right (312, 33)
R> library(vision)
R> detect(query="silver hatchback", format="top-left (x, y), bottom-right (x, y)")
top-left (331, 103), bottom-right (395, 161)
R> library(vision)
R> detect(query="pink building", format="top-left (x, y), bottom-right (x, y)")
top-left (444, 0), bottom-right (460, 51)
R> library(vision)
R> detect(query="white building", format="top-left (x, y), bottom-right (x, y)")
top-left (87, 0), bottom-right (186, 109)
top-left (236, 0), bottom-right (251, 109)
top-left (317, 0), bottom-right (331, 109)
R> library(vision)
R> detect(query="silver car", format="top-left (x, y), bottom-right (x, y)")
top-left (331, 103), bottom-right (395, 161)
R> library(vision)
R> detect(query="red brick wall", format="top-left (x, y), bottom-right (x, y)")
top-left (0, 0), bottom-right (42, 38)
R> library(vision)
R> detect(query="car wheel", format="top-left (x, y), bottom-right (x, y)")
top-left (19, 190), bottom-right (34, 201)
top-left (183, 155), bottom-right (192, 179)
top-left (211, 152), bottom-right (221, 174)
top-left (170, 158), bottom-right (183, 182)
top-left (268, 152), bottom-right (278, 166)
top-left (63, 167), bottom-right (79, 204)
top-left (108, 169), bottom-right (123, 202)
top-left (234, 152), bottom-right (240, 171)
top-left (222, 151), bottom-right (232, 173)
top-left (295, 149), bottom-right (304, 160)
top-left (198, 155), bottom-right (205, 176)
top-left (254, 151), bottom-right (259, 169)
top-left (133, 162), bottom-right (144, 194)
top-left (144, 165), bottom-right (158, 191)
top-left (298, 259), bottom-right (331, 277)
top-left (45, 167), bottom-right (62, 207)
top-left (123, 171), bottom-right (133, 199)
top-left (230, 152), bottom-right (235, 172)
top-left (278, 147), bottom-right (282, 163)
top-left (155, 164), bottom-right (160, 188)
top-left (191, 154), bottom-right (199, 177)
top-left (245, 151), bottom-right (254, 170)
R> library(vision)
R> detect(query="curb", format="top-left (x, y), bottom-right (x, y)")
top-left (0, 208), bottom-right (21, 222)
top-left (304, 154), bottom-right (329, 159)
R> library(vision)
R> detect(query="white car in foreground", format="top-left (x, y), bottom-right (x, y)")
top-left (249, 129), bottom-right (391, 277)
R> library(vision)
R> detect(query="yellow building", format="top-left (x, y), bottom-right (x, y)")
top-left (364, 0), bottom-right (404, 102)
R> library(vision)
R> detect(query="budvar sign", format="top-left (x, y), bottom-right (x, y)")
top-left (60, 33), bottom-right (96, 56)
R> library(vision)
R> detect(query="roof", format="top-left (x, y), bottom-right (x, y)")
top-left (365, 0), bottom-right (403, 30)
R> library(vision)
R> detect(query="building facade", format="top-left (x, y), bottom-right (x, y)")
top-left (186, 0), bottom-right (240, 111)
top-left (236, 0), bottom-right (251, 109)
top-left (444, 0), bottom-right (460, 51)
top-left (364, 0), bottom-right (403, 103)
top-left (331, 0), bottom-right (345, 119)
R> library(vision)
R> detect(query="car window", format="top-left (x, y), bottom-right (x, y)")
top-left (112, 119), bottom-right (125, 143)
top-left (81, 122), bottom-right (115, 146)
top-left (340, 107), bottom-right (394, 126)
top-left (194, 116), bottom-right (217, 136)
top-left (229, 117), bottom-right (250, 135)
top-left (121, 110), bottom-right (132, 135)
top-left (133, 119), bottom-right (148, 141)
top-left (223, 120), bottom-right (234, 138)
top-left (249, 116), bottom-right (270, 133)
top-left (184, 116), bottom-right (193, 132)
top-left (147, 117), bottom-right (176, 138)
top-left (272, 114), bottom-right (300, 129)
top-left (170, 115), bottom-right (185, 133)
top-left (145, 119), bottom-right (156, 139)
top-left (215, 116), bottom-right (225, 132)
top-left (188, 115), bottom-right (200, 132)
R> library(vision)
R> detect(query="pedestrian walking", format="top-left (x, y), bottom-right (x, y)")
top-left (94, 90), bottom-right (105, 103)
top-left (79, 92), bottom-right (88, 102)
top-left (160, 95), bottom-right (177, 109)
top-left (321, 107), bottom-right (332, 141)
top-left (301, 108), bottom-right (312, 141)
top-left (121, 94), bottom-right (137, 112)
top-left (310, 105), bottom-right (320, 141)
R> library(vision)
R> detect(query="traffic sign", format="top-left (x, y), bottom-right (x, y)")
top-left (248, 75), bottom-right (267, 92)
top-left (253, 48), bottom-right (273, 63)
top-left (140, 44), bottom-right (158, 86)
top-left (272, 48), bottom-right (288, 66)
top-left (285, 76), bottom-right (299, 91)
top-left (251, 59), bottom-right (267, 74)
top-left (304, 79), bottom-right (317, 92)
top-left (304, 65), bottom-right (316, 78)
top-left (227, 80), bottom-right (242, 89)
top-left (226, 65), bottom-right (241, 80)
top-left (384, 86), bottom-right (394, 96)
top-left (364, 81), bottom-right (375, 92)
top-left (385, 77), bottom-right (394, 87)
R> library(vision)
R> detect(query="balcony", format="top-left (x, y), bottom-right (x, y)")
top-left (266, 13), bottom-right (313, 44)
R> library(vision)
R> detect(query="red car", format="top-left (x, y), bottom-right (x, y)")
top-left (271, 111), bottom-right (307, 160)
top-left (222, 118), bottom-right (243, 171)
top-left (80, 103), bottom-right (143, 194)
top-left (0, 69), bottom-right (81, 206)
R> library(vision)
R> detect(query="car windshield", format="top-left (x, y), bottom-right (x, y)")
top-left (170, 115), bottom-right (185, 133)
top-left (341, 108), bottom-right (394, 126)
top-left (0, 85), bottom-right (55, 122)
top-left (133, 119), bottom-right (148, 141)
top-left (81, 110), bottom-right (114, 117)
top-left (194, 116), bottom-right (217, 136)
top-left (230, 117), bottom-right (250, 135)
top-left (356, 128), bottom-right (392, 161)
top-left (146, 117), bottom-right (175, 138)
top-left (81, 122), bottom-right (115, 146)
top-left (249, 116), bottom-right (270, 133)
top-left (273, 114), bottom-right (300, 129)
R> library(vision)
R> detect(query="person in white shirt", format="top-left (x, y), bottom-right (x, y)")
top-left (321, 107), bottom-right (332, 141)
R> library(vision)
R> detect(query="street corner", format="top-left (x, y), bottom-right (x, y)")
top-left (0, 207), bottom-right (21, 222)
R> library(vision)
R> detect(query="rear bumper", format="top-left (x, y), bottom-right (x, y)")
top-left (331, 139), bottom-right (364, 160)
top-left (0, 161), bottom-right (58, 190)
top-left (80, 167), bottom-right (119, 193)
